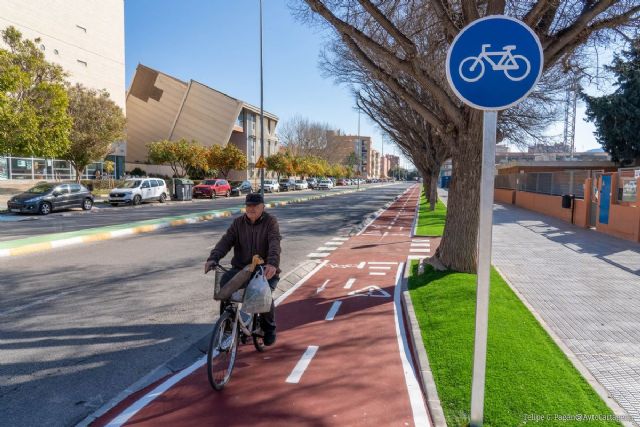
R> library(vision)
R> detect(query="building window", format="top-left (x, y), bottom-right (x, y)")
top-left (77, 60), bottom-right (87, 67)
top-left (76, 24), bottom-right (87, 33)
top-left (236, 111), bottom-right (244, 128)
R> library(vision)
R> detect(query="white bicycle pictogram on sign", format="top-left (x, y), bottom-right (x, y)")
top-left (459, 44), bottom-right (531, 82)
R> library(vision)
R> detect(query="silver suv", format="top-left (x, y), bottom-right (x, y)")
top-left (109, 178), bottom-right (168, 206)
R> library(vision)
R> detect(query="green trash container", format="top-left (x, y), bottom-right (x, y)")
top-left (174, 178), bottom-right (194, 201)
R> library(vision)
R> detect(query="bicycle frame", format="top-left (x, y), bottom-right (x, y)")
top-left (478, 44), bottom-right (519, 70)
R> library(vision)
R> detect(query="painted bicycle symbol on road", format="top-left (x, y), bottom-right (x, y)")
top-left (459, 44), bottom-right (531, 82)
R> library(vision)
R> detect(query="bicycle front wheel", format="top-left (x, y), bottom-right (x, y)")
top-left (207, 310), bottom-right (239, 391)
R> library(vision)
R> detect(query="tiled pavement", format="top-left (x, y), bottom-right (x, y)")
top-left (491, 202), bottom-right (640, 424)
top-left (438, 190), bottom-right (640, 424)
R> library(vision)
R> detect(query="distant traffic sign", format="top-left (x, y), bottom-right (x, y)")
top-left (446, 16), bottom-right (543, 110)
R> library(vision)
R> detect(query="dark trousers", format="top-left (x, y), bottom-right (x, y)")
top-left (220, 267), bottom-right (278, 332)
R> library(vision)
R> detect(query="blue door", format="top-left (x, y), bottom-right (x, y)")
top-left (599, 175), bottom-right (611, 224)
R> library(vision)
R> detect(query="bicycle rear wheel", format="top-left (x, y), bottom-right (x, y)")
top-left (207, 310), bottom-right (239, 390)
top-left (252, 314), bottom-right (265, 353)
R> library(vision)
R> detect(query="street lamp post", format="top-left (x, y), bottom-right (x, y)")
top-left (259, 0), bottom-right (265, 197)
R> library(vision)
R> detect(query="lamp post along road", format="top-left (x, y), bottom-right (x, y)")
top-left (259, 0), bottom-right (265, 197)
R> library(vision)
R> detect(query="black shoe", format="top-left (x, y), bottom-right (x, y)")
top-left (263, 329), bottom-right (276, 346)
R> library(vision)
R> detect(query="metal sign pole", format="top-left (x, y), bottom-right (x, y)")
top-left (470, 110), bottom-right (497, 427)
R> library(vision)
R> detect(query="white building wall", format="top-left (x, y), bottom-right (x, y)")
top-left (0, 0), bottom-right (125, 110)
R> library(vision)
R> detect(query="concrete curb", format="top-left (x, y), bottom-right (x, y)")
top-left (494, 265), bottom-right (636, 427)
top-left (400, 259), bottom-right (448, 427)
top-left (0, 185), bottom-right (395, 259)
top-left (75, 258), bottom-right (324, 427)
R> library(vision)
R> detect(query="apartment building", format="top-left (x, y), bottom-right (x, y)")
top-left (126, 64), bottom-right (279, 182)
top-left (0, 0), bottom-right (126, 175)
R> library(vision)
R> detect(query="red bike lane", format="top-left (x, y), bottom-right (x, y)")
top-left (94, 184), bottom-right (430, 426)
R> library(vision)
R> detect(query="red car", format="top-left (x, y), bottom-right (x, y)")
top-left (192, 179), bottom-right (231, 199)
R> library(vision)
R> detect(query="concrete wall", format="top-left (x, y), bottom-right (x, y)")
top-left (0, 0), bottom-right (125, 109)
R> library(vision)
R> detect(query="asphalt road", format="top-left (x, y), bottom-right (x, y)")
top-left (0, 184), bottom-right (384, 242)
top-left (0, 183), bottom-right (411, 427)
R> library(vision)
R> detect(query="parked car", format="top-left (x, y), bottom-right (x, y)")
top-left (229, 180), bottom-right (253, 197)
top-left (263, 179), bottom-right (280, 193)
top-left (294, 179), bottom-right (309, 190)
top-left (192, 178), bottom-right (231, 198)
top-left (306, 178), bottom-right (318, 189)
top-left (279, 178), bottom-right (296, 191)
top-left (336, 178), bottom-right (348, 186)
top-left (8, 182), bottom-right (94, 215)
top-left (109, 178), bottom-right (168, 206)
top-left (318, 179), bottom-right (334, 190)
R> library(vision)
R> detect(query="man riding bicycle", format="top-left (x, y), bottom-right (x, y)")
top-left (204, 193), bottom-right (281, 346)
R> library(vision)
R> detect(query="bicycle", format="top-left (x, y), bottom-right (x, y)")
top-left (207, 264), bottom-right (266, 391)
top-left (459, 43), bottom-right (531, 82)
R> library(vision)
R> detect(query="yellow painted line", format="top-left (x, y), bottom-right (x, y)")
top-left (10, 242), bottom-right (53, 257)
top-left (83, 232), bottom-right (113, 243)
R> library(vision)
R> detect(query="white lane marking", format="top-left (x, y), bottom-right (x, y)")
top-left (343, 278), bottom-right (356, 289)
top-left (357, 261), bottom-right (366, 269)
top-left (50, 236), bottom-right (84, 248)
top-left (369, 272), bottom-right (387, 276)
top-left (409, 249), bottom-right (430, 253)
top-left (399, 227), bottom-right (404, 231)
top-left (316, 279), bottom-right (330, 294)
top-left (307, 252), bottom-right (331, 258)
top-left (332, 237), bottom-right (348, 241)
top-left (392, 263), bottom-right (432, 426)
top-left (412, 239), bottom-right (430, 242)
top-left (387, 226), bottom-right (392, 230)
top-left (370, 266), bottom-right (392, 270)
top-left (348, 285), bottom-right (391, 298)
top-left (0, 249), bottom-right (10, 258)
top-left (382, 232), bottom-right (389, 237)
top-left (316, 247), bottom-right (336, 251)
top-left (324, 241), bottom-right (343, 246)
top-left (105, 355), bottom-right (207, 427)
top-left (110, 229), bottom-right (134, 238)
top-left (324, 301), bottom-right (342, 321)
top-left (286, 346), bottom-right (320, 384)
top-left (410, 243), bottom-right (430, 247)
top-left (368, 262), bottom-right (397, 265)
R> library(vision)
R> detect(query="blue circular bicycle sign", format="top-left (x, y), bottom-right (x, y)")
top-left (446, 16), bottom-right (543, 110)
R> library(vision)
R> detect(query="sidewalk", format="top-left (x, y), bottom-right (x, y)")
top-left (479, 193), bottom-right (640, 424)
top-left (89, 184), bottom-right (432, 426)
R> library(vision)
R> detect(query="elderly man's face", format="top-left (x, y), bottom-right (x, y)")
top-left (245, 203), bottom-right (265, 222)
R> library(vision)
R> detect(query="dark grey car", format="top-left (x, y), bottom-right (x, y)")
top-left (7, 182), bottom-right (94, 215)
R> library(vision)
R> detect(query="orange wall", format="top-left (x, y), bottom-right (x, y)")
top-left (596, 204), bottom-right (640, 242)
top-left (494, 189), bottom-right (515, 204)
top-left (515, 191), bottom-right (578, 223)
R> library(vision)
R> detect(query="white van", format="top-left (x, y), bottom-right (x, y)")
top-left (108, 178), bottom-right (168, 206)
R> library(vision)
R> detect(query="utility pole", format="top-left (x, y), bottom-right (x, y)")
top-left (259, 0), bottom-right (265, 196)
top-left (357, 108), bottom-right (361, 190)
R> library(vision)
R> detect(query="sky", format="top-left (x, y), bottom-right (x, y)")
top-left (124, 0), bottom-right (610, 163)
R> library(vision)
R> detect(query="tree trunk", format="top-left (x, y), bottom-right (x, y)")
top-left (433, 113), bottom-right (482, 273)
top-left (429, 171), bottom-right (439, 211)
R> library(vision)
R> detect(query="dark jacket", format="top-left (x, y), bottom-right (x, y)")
top-left (207, 212), bottom-right (282, 275)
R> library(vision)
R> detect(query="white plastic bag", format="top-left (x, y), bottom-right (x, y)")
top-left (242, 266), bottom-right (272, 314)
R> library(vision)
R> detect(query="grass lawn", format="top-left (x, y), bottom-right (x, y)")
top-left (408, 261), bottom-right (619, 427)
top-left (416, 191), bottom-right (446, 236)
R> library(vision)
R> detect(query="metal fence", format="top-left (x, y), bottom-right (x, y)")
top-left (0, 156), bottom-right (108, 181)
top-left (495, 170), bottom-right (593, 199)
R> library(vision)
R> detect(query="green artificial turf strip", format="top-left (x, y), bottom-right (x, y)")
top-left (416, 191), bottom-right (446, 236)
top-left (408, 261), bottom-right (619, 427)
